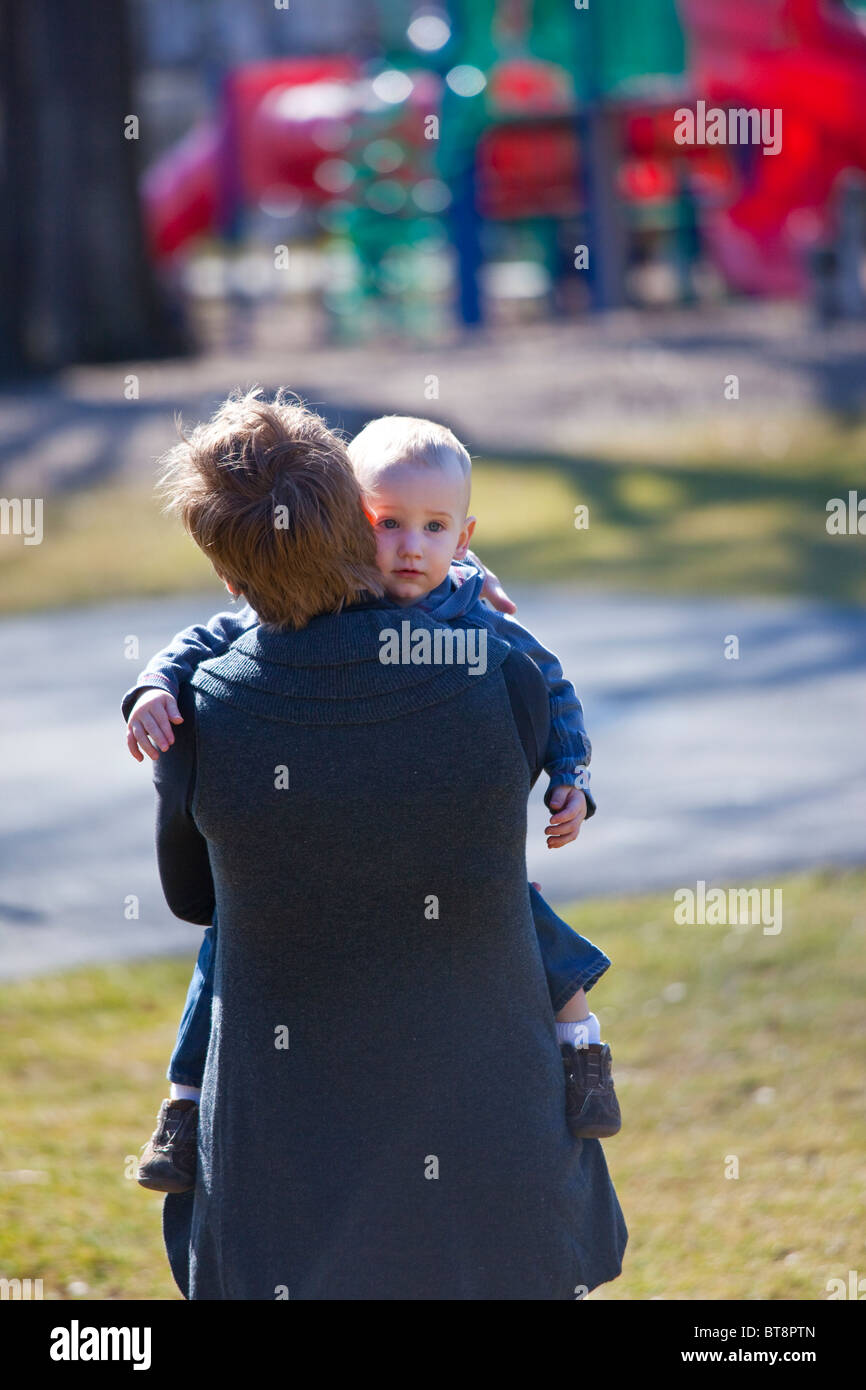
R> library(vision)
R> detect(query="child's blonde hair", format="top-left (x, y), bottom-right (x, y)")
top-left (347, 415), bottom-right (472, 502)
top-left (158, 387), bottom-right (383, 630)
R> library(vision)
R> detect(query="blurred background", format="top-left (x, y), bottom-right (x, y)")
top-left (8, 0), bottom-right (866, 364)
top-left (1, 0), bottom-right (864, 1302)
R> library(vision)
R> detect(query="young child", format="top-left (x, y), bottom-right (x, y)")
top-left (127, 399), bottom-right (620, 1193)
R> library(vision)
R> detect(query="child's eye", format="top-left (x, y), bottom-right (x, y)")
top-left (426, 521), bottom-right (445, 532)
top-left (378, 518), bottom-right (399, 529)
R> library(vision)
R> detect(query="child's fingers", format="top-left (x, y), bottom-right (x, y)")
top-left (475, 555), bottom-right (518, 615)
top-left (485, 574), bottom-right (517, 615)
top-left (129, 716), bottom-right (161, 760)
top-left (162, 695), bottom-right (183, 725)
top-left (489, 585), bottom-right (517, 615)
top-left (141, 709), bottom-right (172, 751)
top-left (126, 728), bottom-right (144, 762)
top-left (547, 785), bottom-right (584, 817)
top-left (546, 827), bottom-right (580, 848)
top-left (153, 708), bottom-right (177, 745)
top-left (133, 731), bottom-right (159, 762)
top-left (548, 791), bottom-right (586, 827)
top-left (548, 807), bottom-right (583, 827)
top-left (545, 815), bottom-right (581, 843)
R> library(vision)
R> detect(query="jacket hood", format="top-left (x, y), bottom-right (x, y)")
top-left (420, 559), bottom-right (485, 621)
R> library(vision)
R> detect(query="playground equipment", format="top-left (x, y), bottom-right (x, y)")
top-left (438, 0), bottom-right (689, 319)
top-left (139, 0), bottom-right (866, 328)
top-left (142, 52), bottom-right (450, 337)
top-left (142, 57), bottom-right (363, 258)
top-left (677, 0), bottom-right (866, 295)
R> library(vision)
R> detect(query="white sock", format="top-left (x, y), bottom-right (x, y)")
top-left (556, 1013), bottom-right (601, 1049)
top-left (170, 1083), bottom-right (201, 1103)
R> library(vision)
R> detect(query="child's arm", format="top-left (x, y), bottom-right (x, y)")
top-left (123, 604), bottom-right (258, 761)
top-left (481, 608), bottom-right (595, 839)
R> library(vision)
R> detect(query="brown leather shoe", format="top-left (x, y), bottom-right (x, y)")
top-left (137, 1098), bottom-right (198, 1193)
top-left (561, 1042), bottom-right (622, 1139)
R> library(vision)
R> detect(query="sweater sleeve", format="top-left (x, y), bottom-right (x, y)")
top-left (153, 683), bottom-right (215, 926)
top-left (121, 603), bottom-right (259, 722)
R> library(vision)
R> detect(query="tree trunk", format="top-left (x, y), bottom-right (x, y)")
top-left (0, 0), bottom-right (188, 377)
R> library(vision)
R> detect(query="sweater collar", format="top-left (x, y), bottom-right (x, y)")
top-left (190, 605), bottom-right (510, 725)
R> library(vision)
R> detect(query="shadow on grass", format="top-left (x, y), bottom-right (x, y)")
top-left (1, 378), bottom-right (863, 604)
top-left (474, 446), bottom-right (866, 605)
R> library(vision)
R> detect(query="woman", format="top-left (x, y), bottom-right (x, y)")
top-left (154, 391), bottom-right (627, 1299)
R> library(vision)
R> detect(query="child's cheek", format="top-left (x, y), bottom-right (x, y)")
top-left (373, 529), bottom-right (390, 573)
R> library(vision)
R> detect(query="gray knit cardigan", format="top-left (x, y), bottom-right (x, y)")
top-left (155, 601), bottom-right (627, 1300)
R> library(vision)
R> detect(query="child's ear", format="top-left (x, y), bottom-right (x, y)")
top-left (454, 516), bottom-right (476, 561)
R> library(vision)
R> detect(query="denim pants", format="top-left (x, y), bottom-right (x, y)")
top-left (167, 893), bottom-right (610, 1087)
top-left (167, 913), bottom-right (217, 1086)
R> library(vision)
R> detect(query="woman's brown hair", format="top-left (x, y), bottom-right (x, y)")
top-left (158, 388), bottom-right (384, 629)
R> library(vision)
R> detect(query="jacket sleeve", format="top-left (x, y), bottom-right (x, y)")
top-left (528, 884), bottom-right (610, 1009)
top-left (500, 648), bottom-right (609, 1006)
top-left (484, 609), bottom-right (595, 815)
top-left (121, 604), bottom-right (259, 722)
top-left (153, 683), bottom-right (215, 926)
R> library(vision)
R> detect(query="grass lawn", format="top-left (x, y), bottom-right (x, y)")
top-left (1, 865), bottom-right (864, 1300)
top-left (3, 415), bottom-right (865, 614)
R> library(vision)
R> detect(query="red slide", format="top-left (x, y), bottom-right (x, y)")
top-left (141, 57), bottom-right (361, 259)
top-left (677, 0), bottom-right (866, 292)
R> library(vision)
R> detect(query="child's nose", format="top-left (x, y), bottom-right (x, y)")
top-left (399, 532), bottom-right (423, 555)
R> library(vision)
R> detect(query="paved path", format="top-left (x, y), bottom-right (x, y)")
top-left (1, 587), bottom-right (863, 980)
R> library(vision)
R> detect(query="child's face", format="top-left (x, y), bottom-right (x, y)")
top-left (363, 457), bottom-right (475, 606)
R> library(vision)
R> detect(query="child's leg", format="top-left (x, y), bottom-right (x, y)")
top-left (138, 918), bottom-right (218, 1192)
top-left (529, 884), bottom-right (620, 1136)
top-left (556, 987), bottom-right (589, 1021)
top-left (167, 916), bottom-right (217, 1096)
top-left (555, 986), bottom-right (602, 1047)
top-left (529, 883), bottom-right (609, 1019)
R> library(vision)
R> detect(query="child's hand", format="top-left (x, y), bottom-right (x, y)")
top-left (127, 690), bottom-right (184, 763)
top-left (545, 787), bottom-right (587, 848)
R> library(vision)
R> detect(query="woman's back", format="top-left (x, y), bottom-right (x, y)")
top-left (160, 606), bottom-right (627, 1300)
